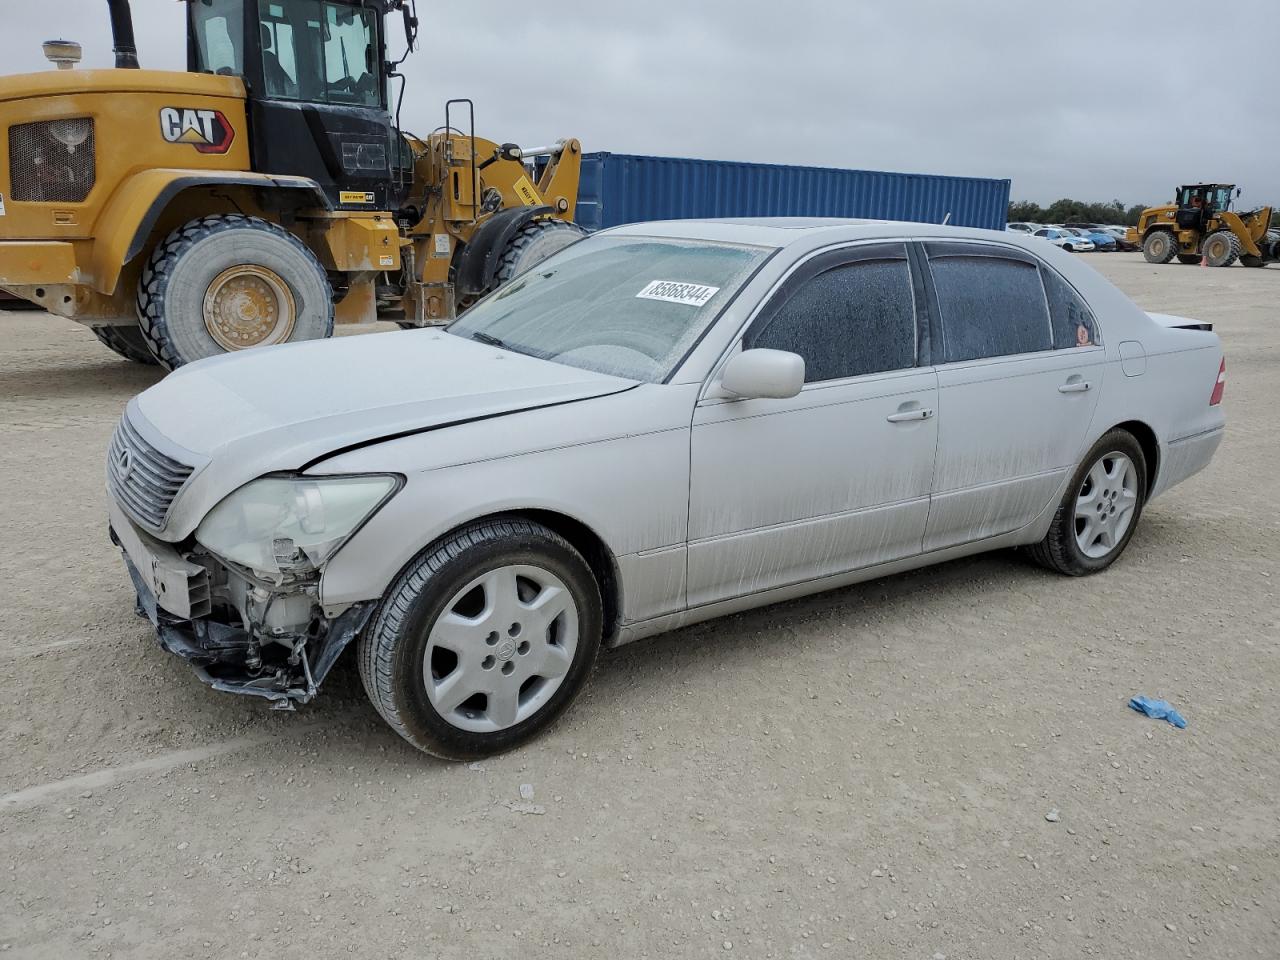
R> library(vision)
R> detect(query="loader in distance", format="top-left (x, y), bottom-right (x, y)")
top-left (1128, 183), bottom-right (1279, 268)
top-left (0, 0), bottom-right (585, 367)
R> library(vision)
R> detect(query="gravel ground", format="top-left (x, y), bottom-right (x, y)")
top-left (1, 253), bottom-right (1276, 959)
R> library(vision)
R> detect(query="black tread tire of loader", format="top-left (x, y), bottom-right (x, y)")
top-left (1244, 230), bottom-right (1280, 267)
top-left (1175, 254), bottom-right (1202, 265)
top-left (91, 324), bottom-right (159, 365)
top-left (1201, 230), bottom-right (1241, 268)
top-left (137, 215), bottom-right (334, 370)
top-left (493, 219), bottom-right (588, 286)
top-left (1141, 230), bottom-right (1178, 264)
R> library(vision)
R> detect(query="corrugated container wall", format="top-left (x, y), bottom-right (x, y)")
top-left (574, 152), bottom-right (1011, 232)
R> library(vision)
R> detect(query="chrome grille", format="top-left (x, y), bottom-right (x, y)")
top-left (107, 415), bottom-right (193, 531)
top-left (8, 119), bottom-right (96, 203)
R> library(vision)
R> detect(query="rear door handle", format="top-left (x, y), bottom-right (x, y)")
top-left (886, 407), bottom-right (934, 423)
top-left (1058, 380), bottom-right (1092, 394)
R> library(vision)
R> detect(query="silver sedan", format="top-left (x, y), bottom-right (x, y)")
top-left (106, 218), bottom-right (1226, 758)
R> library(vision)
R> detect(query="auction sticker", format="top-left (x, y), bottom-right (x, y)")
top-left (635, 280), bottom-right (720, 306)
top-left (0, 192), bottom-right (6, 216)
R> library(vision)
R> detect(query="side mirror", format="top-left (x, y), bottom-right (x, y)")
top-left (719, 348), bottom-right (805, 400)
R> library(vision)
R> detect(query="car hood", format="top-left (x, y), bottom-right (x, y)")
top-left (128, 330), bottom-right (635, 540)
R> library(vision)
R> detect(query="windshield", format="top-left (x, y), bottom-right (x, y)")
top-left (447, 235), bottom-right (771, 383)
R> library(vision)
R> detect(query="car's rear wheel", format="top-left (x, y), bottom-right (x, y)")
top-left (358, 518), bottom-right (602, 759)
top-left (1027, 429), bottom-right (1147, 576)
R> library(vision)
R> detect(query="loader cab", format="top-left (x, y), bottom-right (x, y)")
top-left (1174, 183), bottom-right (1233, 230)
top-left (187, 0), bottom-right (407, 210)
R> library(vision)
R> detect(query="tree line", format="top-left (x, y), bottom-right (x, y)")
top-left (1008, 199), bottom-right (1148, 226)
top-left (1011, 199), bottom-right (1280, 229)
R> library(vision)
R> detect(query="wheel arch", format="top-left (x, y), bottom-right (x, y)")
top-left (370, 506), bottom-right (624, 644)
top-left (1109, 419), bottom-right (1160, 496)
top-left (89, 170), bottom-right (330, 296)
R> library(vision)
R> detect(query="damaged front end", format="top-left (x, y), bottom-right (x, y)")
top-left (120, 546), bottom-right (376, 707)
top-left (106, 471), bottom-right (398, 708)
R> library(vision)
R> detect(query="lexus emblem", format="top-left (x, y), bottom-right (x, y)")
top-left (117, 446), bottom-right (132, 480)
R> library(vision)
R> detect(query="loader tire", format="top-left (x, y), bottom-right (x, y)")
top-left (1141, 230), bottom-right (1178, 264)
top-left (1201, 231), bottom-right (1240, 268)
top-left (91, 325), bottom-right (159, 365)
top-left (493, 219), bottom-right (588, 286)
top-left (137, 215), bottom-right (333, 370)
top-left (1176, 254), bottom-right (1201, 265)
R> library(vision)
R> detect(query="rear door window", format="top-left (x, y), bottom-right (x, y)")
top-left (747, 253), bottom-right (917, 383)
top-left (926, 248), bottom-right (1053, 362)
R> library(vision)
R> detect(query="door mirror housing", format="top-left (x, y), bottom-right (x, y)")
top-left (719, 349), bottom-right (805, 400)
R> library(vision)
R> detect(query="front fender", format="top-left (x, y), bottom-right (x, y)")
top-left (88, 169), bottom-right (329, 294)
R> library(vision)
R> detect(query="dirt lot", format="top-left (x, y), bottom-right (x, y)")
top-left (0, 253), bottom-right (1276, 959)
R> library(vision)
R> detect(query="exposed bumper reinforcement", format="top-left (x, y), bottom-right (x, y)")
top-left (120, 548), bottom-right (376, 706)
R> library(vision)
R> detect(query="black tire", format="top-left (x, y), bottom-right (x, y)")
top-left (1201, 230), bottom-right (1241, 268)
top-left (1241, 255), bottom-right (1265, 268)
top-left (91, 324), bottom-right (159, 365)
top-left (1176, 254), bottom-right (1202, 265)
top-left (1062, 243), bottom-right (1075, 252)
top-left (137, 215), bottom-right (334, 370)
top-left (493, 219), bottom-right (588, 286)
top-left (1142, 230), bottom-right (1178, 264)
top-left (1027, 429), bottom-right (1148, 577)
top-left (358, 518), bottom-right (603, 760)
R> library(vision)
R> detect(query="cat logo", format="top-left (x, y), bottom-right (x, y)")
top-left (159, 107), bottom-right (235, 154)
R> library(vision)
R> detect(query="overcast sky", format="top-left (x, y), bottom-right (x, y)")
top-left (5, 1), bottom-right (1278, 208)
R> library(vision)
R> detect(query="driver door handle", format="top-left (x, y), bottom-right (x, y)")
top-left (1058, 380), bottom-right (1092, 394)
top-left (886, 408), bottom-right (934, 423)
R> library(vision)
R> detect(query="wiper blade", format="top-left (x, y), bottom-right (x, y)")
top-left (470, 331), bottom-right (506, 348)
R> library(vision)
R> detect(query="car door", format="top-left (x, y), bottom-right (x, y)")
top-left (686, 243), bottom-right (939, 608)
top-left (919, 241), bottom-right (1104, 552)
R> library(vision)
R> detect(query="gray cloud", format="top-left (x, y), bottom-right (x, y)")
top-left (5, 0), bottom-right (1278, 207)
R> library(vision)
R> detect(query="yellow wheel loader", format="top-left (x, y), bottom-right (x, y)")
top-left (1127, 183), bottom-right (1279, 269)
top-left (0, 0), bottom-right (584, 367)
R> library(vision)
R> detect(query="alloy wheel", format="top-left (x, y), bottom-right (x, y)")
top-left (1073, 451), bottom-right (1139, 559)
top-left (423, 564), bottom-right (579, 733)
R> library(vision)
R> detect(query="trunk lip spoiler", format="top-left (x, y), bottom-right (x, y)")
top-left (1147, 311), bottom-right (1213, 332)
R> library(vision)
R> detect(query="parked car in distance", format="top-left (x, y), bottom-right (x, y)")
top-left (1064, 227), bottom-right (1118, 251)
top-left (1006, 222), bottom-right (1037, 234)
top-left (106, 218), bottom-right (1226, 759)
top-left (1033, 227), bottom-right (1096, 252)
top-left (1099, 226), bottom-right (1139, 251)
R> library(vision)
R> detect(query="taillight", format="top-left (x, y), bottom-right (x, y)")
top-left (1209, 357), bottom-right (1226, 405)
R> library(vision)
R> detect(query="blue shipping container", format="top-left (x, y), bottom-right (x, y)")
top-left (574, 152), bottom-right (1010, 233)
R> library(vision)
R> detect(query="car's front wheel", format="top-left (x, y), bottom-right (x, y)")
top-left (1027, 429), bottom-right (1148, 576)
top-left (358, 518), bottom-right (603, 759)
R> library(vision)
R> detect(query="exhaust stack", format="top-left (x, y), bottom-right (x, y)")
top-left (106, 0), bottom-right (140, 69)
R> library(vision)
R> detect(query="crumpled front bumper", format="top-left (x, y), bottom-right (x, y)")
top-left (109, 496), bottom-right (376, 707)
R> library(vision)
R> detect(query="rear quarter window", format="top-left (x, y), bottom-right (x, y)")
top-left (928, 254), bottom-right (1053, 362)
top-left (1042, 267), bottom-right (1100, 348)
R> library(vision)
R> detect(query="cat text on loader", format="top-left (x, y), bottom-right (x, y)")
top-left (0, 0), bottom-right (584, 367)
top-left (1128, 183), bottom-right (1279, 268)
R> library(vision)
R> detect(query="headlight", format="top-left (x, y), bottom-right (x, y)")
top-left (195, 475), bottom-right (400, 578)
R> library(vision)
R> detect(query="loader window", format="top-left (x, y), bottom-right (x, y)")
top-left (256, 1), bottom-right (380, 107)
top-left (192, 0), bottom-right (246, 76)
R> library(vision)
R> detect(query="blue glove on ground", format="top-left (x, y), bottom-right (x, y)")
top-left (1129, 695), bottom-right (1187, 729)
